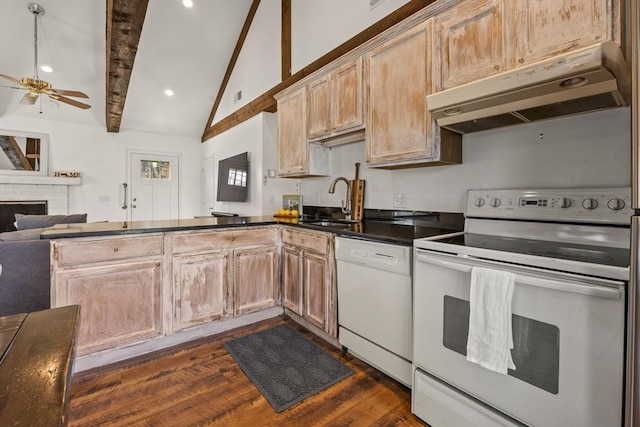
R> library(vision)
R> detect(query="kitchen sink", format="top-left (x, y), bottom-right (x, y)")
top-left (300, 219), bottom-right (354, 229)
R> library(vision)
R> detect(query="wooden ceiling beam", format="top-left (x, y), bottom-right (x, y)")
top-left (0, 136), bottom-right (33, 171)
top-left (202, 0), bottom-right (438, 142)
top-left (203, 0), bottom-right (261, 133)
top-left (281, 0), bottom-right (291, 81)
top-left (106, 0), bottom-right (149, 133)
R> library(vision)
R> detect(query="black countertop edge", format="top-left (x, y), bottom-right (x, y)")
top-left (41, 213), bottom-right (464, 246)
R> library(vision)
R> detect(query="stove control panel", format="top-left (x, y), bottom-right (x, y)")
top-left (467, 187), bottom-right (632, 224)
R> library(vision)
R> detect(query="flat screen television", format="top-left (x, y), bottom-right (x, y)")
top-left (217, 152), bottom-right (249, 202)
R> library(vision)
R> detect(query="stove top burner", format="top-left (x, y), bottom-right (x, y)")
top-left (436, 233), bottom-right (630, 268)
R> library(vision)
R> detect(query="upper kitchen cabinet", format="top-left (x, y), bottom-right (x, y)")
top-left (433, 0), bottom-right (621, 91)
top-left (434, 0), bottom-right (507, 92)
top-left (307, 57), bottom-right (365, 145)
top-left (276, 86), bottom-right (329, 177)
top-left (509, 0), bottom-right (620, 68)
top-left (366, 20), bottom-right (462, 168)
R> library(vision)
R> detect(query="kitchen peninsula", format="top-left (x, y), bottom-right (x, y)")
top-left (43, 213), bottom-right (462, 371)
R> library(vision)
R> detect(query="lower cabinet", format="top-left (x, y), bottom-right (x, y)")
top-left (172, 226), bottom-right (279, 329)
top-left (281, 227), bottom-right (336, 338)
top-left (50, 224), bottom-right (336, 362)
top-left (233, 246), bottom-right (279, 315)
top-left (173, 252), bottom-right (229, 330)
top-left (51, 235), bottom-right (165, 356)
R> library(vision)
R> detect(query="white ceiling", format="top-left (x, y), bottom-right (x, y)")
top-left (0, 0), bottom-right (253, 138)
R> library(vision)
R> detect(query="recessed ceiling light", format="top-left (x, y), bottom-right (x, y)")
top-left (40, 64), bottom-right (53, 73)
top-left (164, 89), bottom-right (174, 97)
top-left (182, 0), bottom-right (193, 8)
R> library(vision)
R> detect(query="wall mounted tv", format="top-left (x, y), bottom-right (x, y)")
top-left (217, 152), bottom-right (249, 202)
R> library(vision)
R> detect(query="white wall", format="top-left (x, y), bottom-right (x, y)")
top-left (213, 0), bottom-right (410, 124)
top-left (299, 107), bottom-right (631, 213)
top-left (291, 0), bottom-right (410, 72)
top-left (0, 115), bottom-right (202, 222)
top-left (201, 112), bottom-right (296, 216)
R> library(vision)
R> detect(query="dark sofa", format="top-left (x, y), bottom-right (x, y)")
top-left (0, 230), bottom-right (52, 316)
top-left (0, 213), bottom-right (87, 316)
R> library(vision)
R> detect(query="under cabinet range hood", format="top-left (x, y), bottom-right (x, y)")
top-left (427, 42), bottom-right (629, 134)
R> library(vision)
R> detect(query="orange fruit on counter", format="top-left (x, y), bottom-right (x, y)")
top-left (291, 209), bottom-right (299, 217)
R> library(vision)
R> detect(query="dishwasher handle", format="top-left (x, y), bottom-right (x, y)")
top-left (415, 250), bottom-right (621, 300)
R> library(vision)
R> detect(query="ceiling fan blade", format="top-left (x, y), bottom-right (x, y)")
top-left (0, 73), bottom-right (24, 86)
top-left (0, 85), bottom-right (25, 90)
top-left (48, 88), bottom-right (89, 99)
top-left (20, 93), bottom-right (38, 105)
top-left (49, 94), bottom-right (91, 110)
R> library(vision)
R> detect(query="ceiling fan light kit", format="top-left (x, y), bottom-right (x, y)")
top-left (0, 3), bottom-right (91, 111)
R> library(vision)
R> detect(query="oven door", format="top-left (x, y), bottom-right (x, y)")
top-left (413, 248), bottom-right (626, 427)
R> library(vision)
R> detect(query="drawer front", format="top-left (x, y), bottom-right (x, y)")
top-left (55, 235), bottom-right (165, 267)
top-left (173, 227), bottom-right (277, 254)
top-left (282, 227), bottom-right (330, 255)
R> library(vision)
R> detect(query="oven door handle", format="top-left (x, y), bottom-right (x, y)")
top-left (415, 252), bottom-right (621, 300)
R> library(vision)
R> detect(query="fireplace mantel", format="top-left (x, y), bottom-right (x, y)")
top-left (0, 176), bottom-right (81, 186)
top-left (0, 176), bottom-right (81, 215)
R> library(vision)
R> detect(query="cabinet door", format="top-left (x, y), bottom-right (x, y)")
top-left (173, 252), bottom-right (228, 330)
top-left (434, 0), bottom-right (506, 91)
top-left (332, 57), bottom-right (364, 133)
top-left (366, 21), bottom-right (434, 165)
top-left (282, 245), bottom-right (303, 315)
top-left (307, 75), bottom-right (332, 140)
top-left (277, 87), bottom-right (308, 176)
top-left (510, 0), bottom-right (619, 68)
top-left (54, 260), bottom-right (163, 356)
top-left (303, 252), bottom-right (329, 332)
top-left (233, 246), bottom-right (278, 315)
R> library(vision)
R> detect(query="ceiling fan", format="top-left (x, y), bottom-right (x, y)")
top-left (0, 2), bottom-right (91, 110)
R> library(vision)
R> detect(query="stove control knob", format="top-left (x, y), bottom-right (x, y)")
top-left (474, 198), bottom-right (485, 208)
top-left (607, 198), bottom-right (626, 211)
top-left (582, 198), bottom-right (598, 210)
top-left (490, 198), bottom-right (501, 208)
top-left (560, 198), bottom-right (572, 209)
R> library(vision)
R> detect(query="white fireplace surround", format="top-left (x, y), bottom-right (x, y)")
top-left (0, 175), bottom-right (81, 215)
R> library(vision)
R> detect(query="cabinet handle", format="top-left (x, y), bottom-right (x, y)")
top-left (229, 236), bottom-right (236, 241)
top-left (518, 58), bottom-right (524, 64)
top-left (494, 65), bottom-right (500, 71)
top-left (113, 247), bottom-right (119, 252)
top-left (156, 262), bottom-right (161, 267)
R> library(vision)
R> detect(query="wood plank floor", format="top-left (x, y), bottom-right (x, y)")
top-left (68, 316), bottom-right (429, 426)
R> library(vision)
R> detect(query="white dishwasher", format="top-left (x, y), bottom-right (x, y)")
top-left (335, 236), bottom-right (412, 387)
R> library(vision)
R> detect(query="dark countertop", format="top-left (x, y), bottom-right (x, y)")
top-left (41, 211), bottom-right (464, 246)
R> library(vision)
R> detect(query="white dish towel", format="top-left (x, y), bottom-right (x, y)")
top-left (466, 266), bottom-right (516, 374)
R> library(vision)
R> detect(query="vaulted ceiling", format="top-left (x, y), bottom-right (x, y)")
top-left (0, 0), bottom-right (434, 141)
top-left (0, 0), bottom-right (254, 138)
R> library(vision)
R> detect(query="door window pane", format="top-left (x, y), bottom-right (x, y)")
top-left (442, 296), bottom-right (560, 394)
top-left (140, 160), bottom-right (170, 180)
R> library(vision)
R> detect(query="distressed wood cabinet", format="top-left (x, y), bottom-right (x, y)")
top-left (433, 0), bottom-right (621, 91)
top-left (307, 57), bottom-right (365, 145)
top-left (281, 227), bottom-right (336, 339)
top-left (172, 252), bottom-right (228, 330)
top-left (233, 246), bottom-right (279, 315)
top-left (365, 19), bottom-right (461, 168)
top-left (51, 234), bottom-right (165, 356)
top-left (276, 87), bottom-right (329, 177)
top-left (172, 226), bottom-right (279, 327)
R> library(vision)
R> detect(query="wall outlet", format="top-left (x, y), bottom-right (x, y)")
top-left (296, 180), bottom-right (301, 194)
top-left (393, 193), bottom-right (407, 208)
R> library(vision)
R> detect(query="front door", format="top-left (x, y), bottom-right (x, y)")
top-left (129, 152), bottom-right (179, 221)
